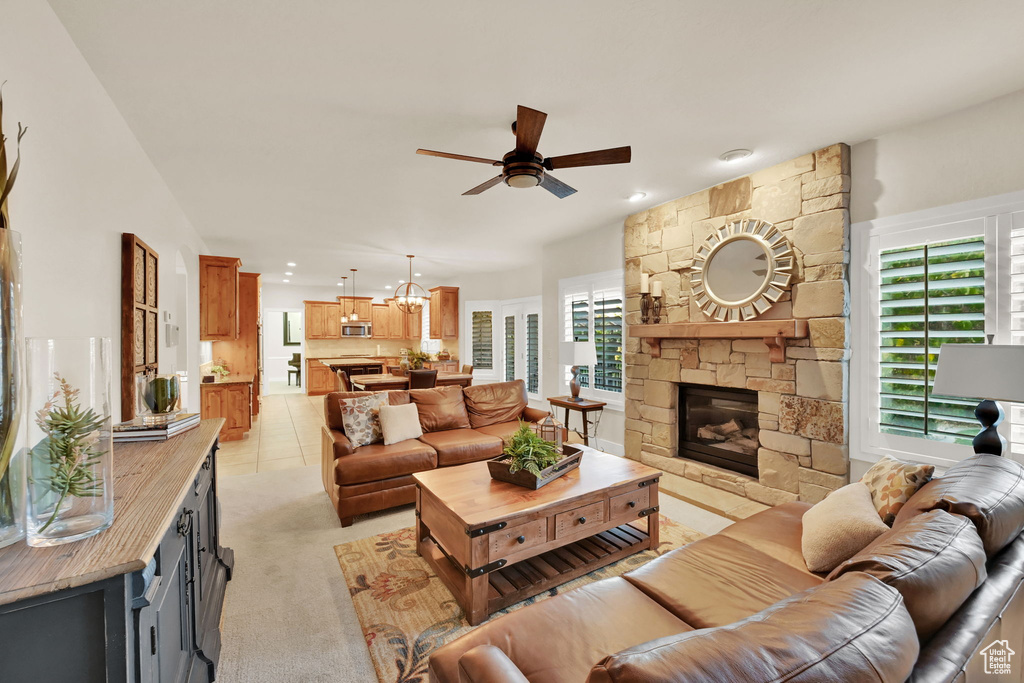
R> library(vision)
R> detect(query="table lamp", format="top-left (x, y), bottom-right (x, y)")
top-left (560, 341), bottom-right (598, 402)
top-left (932, 342), bottom-right (1024, 456)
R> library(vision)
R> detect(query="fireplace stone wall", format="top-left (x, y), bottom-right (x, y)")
top-left (623, 144), bottom-right (852, 506)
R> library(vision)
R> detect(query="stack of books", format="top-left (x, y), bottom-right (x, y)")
top-left (113, 413), bottom-right (201, 443)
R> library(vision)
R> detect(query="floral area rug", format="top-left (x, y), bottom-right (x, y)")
top-left (335, 515), bottom-right (704, 683)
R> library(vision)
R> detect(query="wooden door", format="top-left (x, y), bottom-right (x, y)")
top-left (388, 301), bottom-right (404, 340)
top-left (429, 290), bottom-right (442, 339)
top-left (407, 308), bottom-right (422, 340)
top-left (372, 305), bottom-right (389, 339)
top-left (121, 234), bottom-right (159, 421)
top-left (304, 302), bottom-right (324, 339)
top-left (226, 385), bottom-right (251, 435)
top-left (324, 302), bottom-right (341, 339)
top-left (199, 256), bottom-right (241, 341)
top-left (441, 289), bottom-right (459, 339)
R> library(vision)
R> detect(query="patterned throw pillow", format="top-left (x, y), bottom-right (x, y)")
top-left (860, 454), bottom-right (935, 525)
top-left (338, 393), bottom-right (389, 448)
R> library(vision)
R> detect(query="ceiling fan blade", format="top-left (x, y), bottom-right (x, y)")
top-left (462, 175), bottom-right (504, 195)
top-left (515, 106), bottom-right (547, 157)
top-left (543, 146), bottom-right (632, 170)
top-left (417, 149), bottom-right (502, 166)
top-left (539, 173), bottom-right (577, 199)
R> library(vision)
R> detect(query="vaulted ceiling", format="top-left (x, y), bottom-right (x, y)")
top-left (48, 0), bottom-right (1024, 296)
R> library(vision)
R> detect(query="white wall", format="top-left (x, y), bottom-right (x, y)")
top-left (0, 1), bottom-right (208, 416)
top-left (852, 87), bottom-right (1024, 223)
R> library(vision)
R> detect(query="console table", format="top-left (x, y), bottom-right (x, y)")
top-left (547, 396), bottom-right (607, 447)
top-left (0, 419), bottom-right (234, 683)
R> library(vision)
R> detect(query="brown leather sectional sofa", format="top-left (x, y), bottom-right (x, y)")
top-left (430, 453), bottom-right (1024, 683)
top-left (321, 380), bottom-right (549, 526)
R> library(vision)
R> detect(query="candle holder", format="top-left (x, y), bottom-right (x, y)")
top-left (640, 292), bottom-right (651, 325)
top-left (652, 294), bottom-right (662, 324)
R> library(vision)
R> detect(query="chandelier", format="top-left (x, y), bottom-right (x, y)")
top-left (395, 255), bottom-right (427, 314)
top-left (339, 276), bottom-right (349, 323)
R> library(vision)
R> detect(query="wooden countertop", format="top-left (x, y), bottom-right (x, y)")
top-left (0, 419), bottom-right (224, 606)
top-left (201, 374), bottom-right (254, 386)
top-left (317, 357), bottom-right (384, 366)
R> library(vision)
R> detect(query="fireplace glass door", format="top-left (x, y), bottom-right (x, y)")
top-left (679, 385), bottom-right (759, 477)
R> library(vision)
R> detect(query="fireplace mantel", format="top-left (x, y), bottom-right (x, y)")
top-left (629, 319), bottom-right (809, 362)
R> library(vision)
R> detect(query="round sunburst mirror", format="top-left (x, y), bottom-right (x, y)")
top-left (691, 219), bottom-right (794, 322)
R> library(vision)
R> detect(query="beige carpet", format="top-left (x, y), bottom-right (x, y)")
top-left (336, 516), bottom-right (704, 683)
top-left (214, 464), bottom-right (731, 682)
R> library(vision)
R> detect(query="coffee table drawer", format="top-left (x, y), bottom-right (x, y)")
top-left (555, 501), bottom-right (605, 539)
top-left (610, 487), bottom-right (650, 523)
top-left (489, 519), bottom-right (548, 561)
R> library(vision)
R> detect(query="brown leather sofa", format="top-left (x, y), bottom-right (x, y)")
top-left (321, 380), bottom-right (549, 526)
top-left (430, 453), bottom-right (1024, 682)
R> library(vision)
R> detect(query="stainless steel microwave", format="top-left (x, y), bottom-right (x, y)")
top-left (341, 323), bottom-right (373, 338)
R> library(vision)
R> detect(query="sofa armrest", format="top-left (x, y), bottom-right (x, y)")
top-left (458, 645), bottom-right (530, 683)
top-left (522, 406), bottom-right (550, 423)
top-left (322, 424), bottom-right (354, 460)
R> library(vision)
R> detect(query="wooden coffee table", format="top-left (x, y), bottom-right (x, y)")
top-left (413, 450), bottom-right (662, 625)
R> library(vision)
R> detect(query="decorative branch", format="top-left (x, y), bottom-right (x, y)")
top-left (0, 81), bottom-right (28, 231)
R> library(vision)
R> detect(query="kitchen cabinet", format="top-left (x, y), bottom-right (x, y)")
top-left (199, 255), bottom-right (242, 341)
top-left (306, 359), bottom-right (337, 396)
top-left (386, 299), bottom-right (422, 340)
top-left (212, 272), bottom-right (261, 418)
top-left (0, 422), bottom-right (232, 683)
top-left (201, 381), bottom-right (252, 441)
top-left (304, 300), bottom-right (341, 340)
top-left (339, 296), bottom-right (372, 323)
top-left (429, 286), bottom-right (459, 340)
top-left (425, 360), bottom-right (459, 373)
top-left (371, 304), bottom-right (390, 339)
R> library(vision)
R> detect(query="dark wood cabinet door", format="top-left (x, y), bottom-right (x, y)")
top-left (154, 520), bottom-right (193, 683)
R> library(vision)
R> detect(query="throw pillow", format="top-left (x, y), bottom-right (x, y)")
top-left (338, 393), bottom-right (388, 448)
top-left (379, 403), bottom-right (423, 445)
top-left (408, 385), bottom-right (471, 432)
top-left (801, 482), bottom-right (890, 573)
top-left (860, 454), bottom-right (935, 525)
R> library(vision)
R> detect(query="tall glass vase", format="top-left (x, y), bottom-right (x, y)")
top-left (0, 227), bottom-right (24, 548)
top-left (25, 337), bottom-right (114, 547)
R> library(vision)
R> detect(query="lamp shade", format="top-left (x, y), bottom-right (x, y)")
top-left (932, 344), bottom-right (1024, 403)
top-left (560, 341), bottom-right (598, 367)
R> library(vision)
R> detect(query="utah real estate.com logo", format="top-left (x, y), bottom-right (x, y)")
top-left (980, 639), bottom-right (1015, 675)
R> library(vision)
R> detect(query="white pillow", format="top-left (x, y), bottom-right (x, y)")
top-left (801, 482), bottom-right (890, 573)
top-left (379, 403), bottom-right (423, 446)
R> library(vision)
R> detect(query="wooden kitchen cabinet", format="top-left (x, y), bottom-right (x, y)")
top-left (424, 360), bottom-right (458, 373)
top-left (372, 304), bottom-right (390, 339)
top-left (304, 300), bottom-right (341, 340)
top-left (384, 299), bottom-right (422, 340)
top-left (200, 382), bottom-right (252, 441)
top-left (200, 255), bottom-right (242, 341)
top-left (306, 359), bottom-right (337, 396)
top-left (406, 307), bottom-right (422, 340)
top-left (429, 286), bottom-right (459, 340)
top-left (212, 272), bottom-right (261, 417)
top-left (338, 296), bottom-right (372, 322)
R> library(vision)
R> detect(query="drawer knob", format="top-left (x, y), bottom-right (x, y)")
top-left (628, 501), bottom-right (636, 508)
top-left (516, 535), bottom-right (526, 544)
top-left (578, 516), bottom-right (587, 524)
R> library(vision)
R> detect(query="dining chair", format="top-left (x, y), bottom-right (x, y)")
top-left (461, 364), bottom-right (473, 376)
top-left (336, 369), bottom-right (352, 392)
top-left (288, 352), bottom-right (302, 386)
top-left (408, 369), bottom-right (438, 389)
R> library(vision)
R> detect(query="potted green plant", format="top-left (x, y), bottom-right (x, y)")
top-left (487, 421), bottom-right (583, 489)
top-left (405, 348), bottom-right (430, 370)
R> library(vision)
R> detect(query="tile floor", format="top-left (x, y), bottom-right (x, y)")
top-left (216, 393), bottom-right (325, 476)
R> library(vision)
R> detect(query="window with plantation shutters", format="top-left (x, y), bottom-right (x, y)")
top-left (1011, 213), bottom-right (1024, 455)
top-left (471, 311), bottom-right (493, 370)
top-left (559, 270), bottom-right (624, 403)
top-left (879, 237), bottom-right (986, 444)
top-left (504, 315), bottom-right (515, 382)
top-left (526, 313), bottom-right (539, 394)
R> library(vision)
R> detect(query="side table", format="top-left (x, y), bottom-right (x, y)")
top-left (547, 396), bottom-right (607, 447)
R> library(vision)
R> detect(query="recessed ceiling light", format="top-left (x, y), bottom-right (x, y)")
top-left (719, 149), bottom-right (753, 162)
top-left (283, 279), bottom-right (290, 283)
top-left (399, 280), bottom-right (405, 284)
top-left (337, 282), bottom-right (343, 286)
top-left (414, 273), bottom-right (422, 277)
top-left (285, 271), bottom-right (293, 276)
top-left (628, 192), bottom-right (647, 202)
top-left (385, 285), bottom-right (392, 289)
top-left (286, 262), bottom-right (297, 267)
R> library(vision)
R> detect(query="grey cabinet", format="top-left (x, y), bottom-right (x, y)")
top-left (0, 439), bottom-right (233, 683)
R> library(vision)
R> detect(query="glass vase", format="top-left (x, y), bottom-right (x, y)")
top-left (0, 227), bottom-right (25, 548)
top-left (25, 337), bottom-right (114, 546)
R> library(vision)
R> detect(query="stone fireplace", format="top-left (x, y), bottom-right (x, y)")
top-left (623, 144), bottom-right (852, 507)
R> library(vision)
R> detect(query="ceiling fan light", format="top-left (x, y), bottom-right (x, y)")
top-left (506, 174), bottom-right (541, 189)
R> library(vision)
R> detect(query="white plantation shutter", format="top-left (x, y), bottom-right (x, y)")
top-left (879, 236), bottom-right (986, 444)
top-left (559, 270), bottom-right (624, 401)
top-left (1011, 215), bottom-right (1024, 454)
top-left (526, 313), bottom-right (540, 394)
top-left (471, 311), bottom-right (493, 370)
top-left (504, 315), bottom-right (515, 382)
top-left (593, 288), bottom-right (623, 392)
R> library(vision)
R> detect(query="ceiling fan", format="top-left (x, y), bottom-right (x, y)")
top-left (416, 105), bottom-right (631, 198)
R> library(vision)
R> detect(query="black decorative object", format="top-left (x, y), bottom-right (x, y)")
top-left (640, 292), bottom-right (651, 324)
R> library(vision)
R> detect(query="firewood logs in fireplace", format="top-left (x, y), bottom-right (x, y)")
top-left (696, 419), bottom-right (758, 455)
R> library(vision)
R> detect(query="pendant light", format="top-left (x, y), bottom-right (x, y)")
top-left (395, 255), bottom-right (427, 314)
top-left (339, 276), bottom-right (349, 324)
top-left (350, 268), bottom-right (359, 321)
